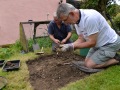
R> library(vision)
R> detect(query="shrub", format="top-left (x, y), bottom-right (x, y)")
top-left (71, 31), bottom-right (78, 42)
top-left (10, 40), bottom-right (23, 52)
top-left (113, 13), bottom-right (120, 31)
top-left (0, 48), bottom-right (13, 59)
top-left (27, 32), bottom-right (78, 51)
top-left (0, 31), bottom-right (78, 59)
top-left (0, 40), bottom-right (22, 59)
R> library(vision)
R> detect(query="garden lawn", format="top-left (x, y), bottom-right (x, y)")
top-left (0, 52), bottom-right (36, 90)
top-left (1, 48), bottom-right (120, 90)
top-left (59, 65), bottom-right (120, 90)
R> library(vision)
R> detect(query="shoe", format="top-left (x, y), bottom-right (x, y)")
top-left (114, 53), bottom-right (120, 61)
top-left (72, 61), bottom-right (85, 66)
top-left (72, 61), bottom-right (104, 73)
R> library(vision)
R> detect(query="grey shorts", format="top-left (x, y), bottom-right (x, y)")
top-left (86, 36), bottom-right (120, 64)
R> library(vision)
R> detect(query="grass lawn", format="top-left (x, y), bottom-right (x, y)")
top-left (0, 47), bottom-right (52, 90)
top-left (60, 65), bottom-right (120, 90)
top-left (0, 48), bottom-right (120, 90)
top-left (0, 52), bottom-right (36, 90)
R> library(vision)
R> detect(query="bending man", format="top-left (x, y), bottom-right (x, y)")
top-left (56, 3), bottom-right (120, 69)
top-left (48, 12), bottom-right (72, 52)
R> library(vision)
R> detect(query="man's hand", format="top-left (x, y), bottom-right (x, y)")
top-left (54, 39), bottom-right (60, 44)
top-left (60, 43), bottom-right (74, 52)
top-left (61, 39), bottom-right (67, 44)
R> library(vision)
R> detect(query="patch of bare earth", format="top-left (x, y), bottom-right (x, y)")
top-left (26, 52), bottom-right (89, 90)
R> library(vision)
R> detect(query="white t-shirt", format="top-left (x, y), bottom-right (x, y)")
top-left (75, 9), bottom-right (118, 48)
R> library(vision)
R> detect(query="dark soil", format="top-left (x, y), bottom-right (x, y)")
top-left (26, 52), bottom-right (89, 90)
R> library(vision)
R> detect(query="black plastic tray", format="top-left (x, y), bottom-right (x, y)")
top-left (0, 60), bottom-right (5, 67)
top-left (2, 60), bottom-right (20, 71)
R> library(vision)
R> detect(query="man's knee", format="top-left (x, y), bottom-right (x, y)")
top-left (85, 59), bottom-right (97, 68)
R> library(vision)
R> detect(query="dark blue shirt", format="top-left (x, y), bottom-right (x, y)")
top-left (48, 20), bottom-right (72, 41)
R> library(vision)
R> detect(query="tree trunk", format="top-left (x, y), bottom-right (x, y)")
top-left (97, 0), bottom-right (109, 19)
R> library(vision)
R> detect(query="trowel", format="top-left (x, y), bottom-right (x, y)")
top-left (36, 47), bottom-right (44, 54)
top-left (28, 20), bottom-right (40, 52)
top-left (32, 43), bottom-right (40, 52)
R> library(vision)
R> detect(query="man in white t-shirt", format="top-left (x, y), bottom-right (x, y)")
top-left (56, 3), bottom-right (120, 70)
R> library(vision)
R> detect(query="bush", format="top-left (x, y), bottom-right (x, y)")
top-left (0, 48), bottom-right (13, 59)
top-left (107, 4), bottom-right (120, 18)
top-left (0, 32), bottom-right (78, 59)
top-left (113, 13), bottom-right (120, 31)
top-left (71, 31), bottom-right (78, 42)
top-left (0, 40), bottom-right (22, 59)
top-left (27, 32), bottom-right (78, 51)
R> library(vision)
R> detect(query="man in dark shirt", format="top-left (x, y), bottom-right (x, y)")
top-left (48, 12), bottom-right (72, 52)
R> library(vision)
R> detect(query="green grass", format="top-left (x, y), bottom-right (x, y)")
top-left (1, 49), bottom-right (120, 90)
top-left (1, 32), bottom-right (120, 90)
top-left (0, 53), bottom-right (36, 90)
top-left (0, 47), bottom-right (51, 90)
top-left (1, 48), bottom-right (120, 90)
top-left (59, 65), bottom-right (120, 90)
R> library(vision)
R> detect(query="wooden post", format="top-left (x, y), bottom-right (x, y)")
top-left (19, 23), bottom-right (29, 52)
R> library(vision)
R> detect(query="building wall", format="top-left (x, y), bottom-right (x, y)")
top-left (0, 0), bottom-right (66, 45)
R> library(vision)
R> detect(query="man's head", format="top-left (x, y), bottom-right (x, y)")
top-left (56, 3), bottom-right (79, 24)
top-left (53, 12), bottom-right (62, 24)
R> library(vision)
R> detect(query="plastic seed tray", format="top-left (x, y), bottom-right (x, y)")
top-left (0, 60), bottom-right (5, 67)
top-left (2, 60), bottom-right (20, 71)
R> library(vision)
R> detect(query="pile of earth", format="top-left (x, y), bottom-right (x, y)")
top-left (26, 52), bottom-right (89, 90)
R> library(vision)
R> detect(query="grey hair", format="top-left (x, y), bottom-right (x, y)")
top-left (57, 3), bottom-right (75, 18)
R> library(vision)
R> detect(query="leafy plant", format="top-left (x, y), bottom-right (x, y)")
top-left (113, 13), bottom-right (120, 31)
top-left (71, 31), bottom-right (78, 42)
top-left (28, 39), bottom-right (34, 51)
top-left (0, 48), bottom-right (13, 59)
top-left (0, 31), bottom-right (78, 59)
top-left (0, 40), bottom-right (23, 59)
top-left (107, 4), bottom-right (120, 18)
top-left (27, 37), bottom-right (52, 51)
top-left (36, 36), bottom-right (52, 48)
top-left (9, 40), bottom-right (23, 52)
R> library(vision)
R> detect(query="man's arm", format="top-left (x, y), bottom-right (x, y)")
top-left (49, 34), bottom-right (60, 44)
top-left (48, 21), bottom-right (60, 44)
top-left (65, 32), bottom-right (72, 41)
top-left (73, 33), bottom-right (98, 49)
top-left (59, 33), bottom-right (98, 52)
top-left (61, 32), bottom-right (72, 44)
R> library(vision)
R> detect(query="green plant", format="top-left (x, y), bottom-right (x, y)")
top-left (0, 48), bottom-right (13, 59)
top-left (27, 37), bottom-right (52, 51)
top-left (107, 4), bottom-right (120, 18)
top-left (0, 31), bottom-right (78, 59)
top-left (28, 39), bottom-right (34, 51)
top-left (0, 40), bottom-right (23, 59)
top-left (36, 37), bottom-right (52, 48)
top-left (113, 13), bottom-right (120, 31)
top-left (10, 40), bottom-right (23, 53)
top-left (71, 31), bottom-right (78, 42)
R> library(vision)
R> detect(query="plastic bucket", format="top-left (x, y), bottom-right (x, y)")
top-left (80, 48), bottom-right (90, 56)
